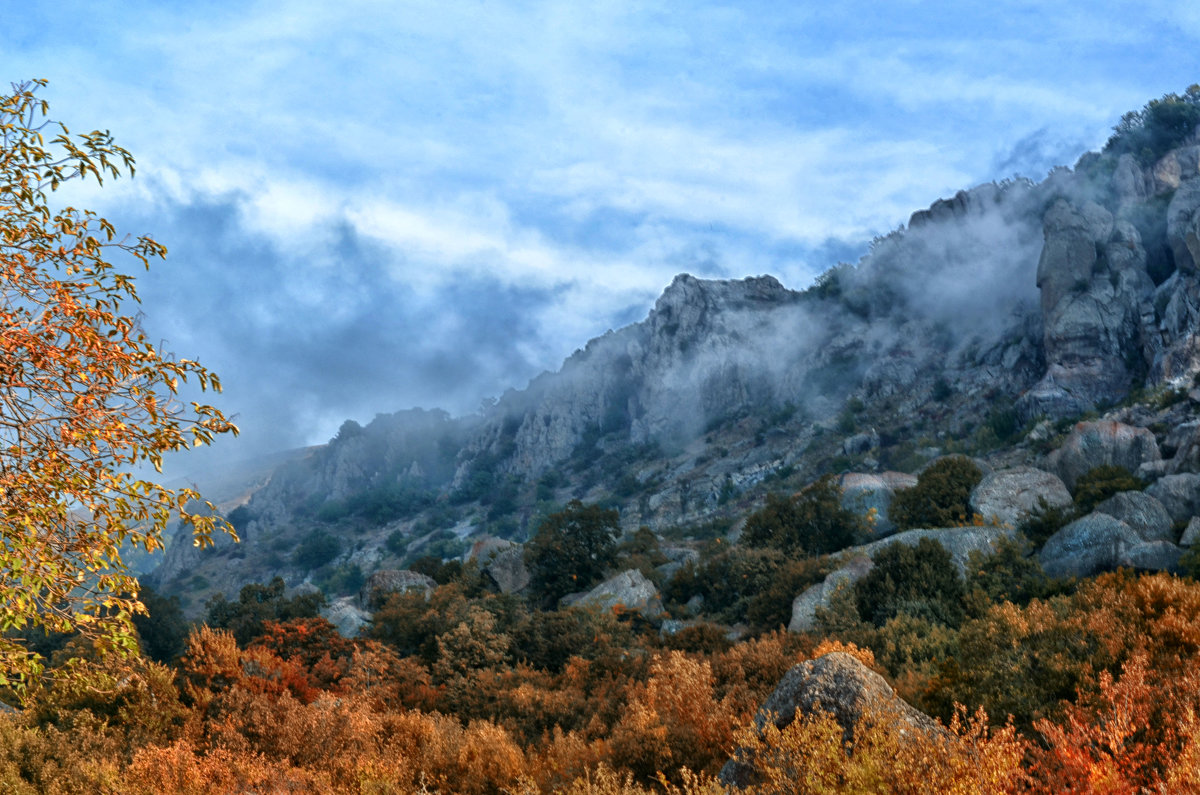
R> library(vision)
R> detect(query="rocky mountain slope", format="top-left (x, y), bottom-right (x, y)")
top-left (148, 100), bottom-right (1200, 613)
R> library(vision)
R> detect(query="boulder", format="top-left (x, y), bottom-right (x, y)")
top-left (1165, 420), bottom-right (1200, 473)
top-left (789, 557), bottom-right (873, 633)
top-left (322, 596), bottom-right (370, 637)
top-left (1118, 541), bottom-right (1185, 574)
top-left (1146, 473), bottom-right (1200, 524)
top-left (969, 466), bottom-right (1072, 528)
top-left (789, 526), bottom-right (1016, 632)
top-left (1038, 513), bottom-right (1142, 578)
top-left (839, 471), bottom-right (918, 536)
top-left (358, 569), bottom-right (437, 610)
top-left (1044, 421), bottom-right (1161, 490)
top-left (1181, 517), bottom-right (1200, 547)
top-left (1094, 491), bottom-right (1174, 543)
top-left (720, 652), bottom-right (943, 788)
top-left (568, 569), bottom-right (663, 617)
top-left (469, 538), bottom-right (530, 594)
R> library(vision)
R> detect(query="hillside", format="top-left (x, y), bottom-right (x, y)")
top-left (146, 91), bottom-right (1200, 616)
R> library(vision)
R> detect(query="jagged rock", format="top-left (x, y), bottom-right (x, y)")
top-left (1021, 199), bottom-right (1153, 415)
top-left (322, 596), bottom-right (369, 637)
top-left (1167, 171), bottom-right (1200, 273)
top-left (720, 652), bottom-right (944, 788)
top-left (789, 526), bottom-right (1016, 632)
top-left (469, 537), bottom-right (530, 593)
top-left (1044, 421), bottom-right (1162, 490)
top-left (1153, 145), bottom-right (1200, 192)
top-left (839, 471), bottom-right (918, 536)
top-left (566, 569), bottom-right (663, 616)
top-left (1094, 491), bottom-right (1174, 543)
top-left (1039, 513), bottom-right (1143, 578)
top-left (1146, 473), bottom-right (1200, 524)
top-left (1180, 517), bottom-right (1200, 547)
top-left (358, 569), bottom-right (437, 610)
top-left (1113, 153), bottom-right (1150, 204)
top-left (1165, 420), bottom-right (1200, 473)
top-left (969, 466), bottom-right (1072, 527)
top-left (1118, 540), bottom-right (1185, 573)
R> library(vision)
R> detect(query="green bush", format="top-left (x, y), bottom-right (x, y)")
top-left (1072, 465), bottom-right (1146, 515)
top-left (742, 475), bottom-right (867, 557)
top-left (853, 538), bottom-right (966, 628)
top-left (1105, 84), bottom-right (1200, 164)
top-left (293, 529), bottom-right (342, 569)
top-left (890, 457), bottom-right (983, 530)
top-left (524, 500), bottom-right (620, 607)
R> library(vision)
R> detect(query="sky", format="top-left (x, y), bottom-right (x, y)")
top-left (5, 1), bottom-right (1200, 476)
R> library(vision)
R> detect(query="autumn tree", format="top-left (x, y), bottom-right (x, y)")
top-left (0, 80), bottom-right (237, 689)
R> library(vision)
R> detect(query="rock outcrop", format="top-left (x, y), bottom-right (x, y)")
top-left (969, 466), bottom-right (1072, 527)
top-left (566, 569), bottom-right (663, 617)
top-left (1093, 491), bottom-right (1174, 543)
top-left (720, 652), bottom-right (943, 788)
top-left (358, 569), bottom-right (437, 610)
top-left (1039, 513), bottom-right (1143, 578)
top-left (468, 537), bottom-right (530, 594)
top-left (789, 526), bottom-right (1015, 632)
top-left (1045, 421), bottom-right (1161, 489)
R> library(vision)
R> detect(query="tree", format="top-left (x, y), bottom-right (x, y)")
top-left (0, 80), bottom-right (237, 689)
top-left (742, 475), bottom-right (866, 557)
top-left (890, 456), bottom-right (982, 530)
top-left (525, 499), bottom-right (620, 606)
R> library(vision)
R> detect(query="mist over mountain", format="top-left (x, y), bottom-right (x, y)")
top-left (148, 90), bottom-right (1200, 615)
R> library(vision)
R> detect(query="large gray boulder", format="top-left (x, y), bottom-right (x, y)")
top-left (969, 466), bottom-right (1072, 528)
top-left (567, 569), bottom-right (663, 617)
top-left (839, 471), bottom-right (918, 536)
top-left (1146, 473), bottom-right (1200, 524)
top-left (1118, 540), bottom-right (1185, 573)
top-left (789, 526), bottom-right (1016, 632)
top-left (1039, 513), bottom-right (1143, 578)
top-left (1094, 491), bottom-right (1174, 543)
top-left (358, 569), bottom-right (437, 610)
top-left (1045, 421), bottom-right (1162, 490)
top-left (720, 652), bottom-right (943, 788)
top-left (322, 596), bottom-right (370, 637)
top-left (469, 537), bottom-right (530, 594)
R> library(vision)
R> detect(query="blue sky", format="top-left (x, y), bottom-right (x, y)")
top-left (5, 1), bottom-right (1200, 471)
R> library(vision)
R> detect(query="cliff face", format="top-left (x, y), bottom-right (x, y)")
top-left (151, 130), bottom-right (1200, 607)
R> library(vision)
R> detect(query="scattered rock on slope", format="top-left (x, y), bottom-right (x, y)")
top-left (1045, 421), bottom-right (1161, 490)
top-left (720, 652), bottom-right (943, 788)
top-left (969, 466), bottom-right (1072, 527)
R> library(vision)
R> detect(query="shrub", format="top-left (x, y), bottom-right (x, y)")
top-left (890, 457), bottom-right (983, 530)
top-left (853, 538), bottom-right (966, 628)
top-left (525, 500), bottom-right (620, 607)
top-left (742, 476), bottom-right (867, 557)
top-left (1072, 465), bottom-right (1145, 514)
top-left (293, 530), bottom-right (342, 569)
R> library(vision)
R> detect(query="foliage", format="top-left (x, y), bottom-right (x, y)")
top-left (0, 81), bottom-right (237, 688)
top-left (292, 529), bottom-right (342, 570)
top-left (853, 538), bottom-right (966, 628)
top-left (525, 500), bottom-right (620, 607)
top-left (742, 476), bottom-right (867, 557)
top-left (1071, 465), bottom-right (1145, 515)
top-left (1104, 84), bottom-right (1200, 164)
top-left (890, 457), bottom-right (983, 530)
top-left (1020, 496), bottom-right (1075, 549)
top-left (130, 585), bottom-right (189, 664)
top-left (205, 577), bottom-right (324, 647)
